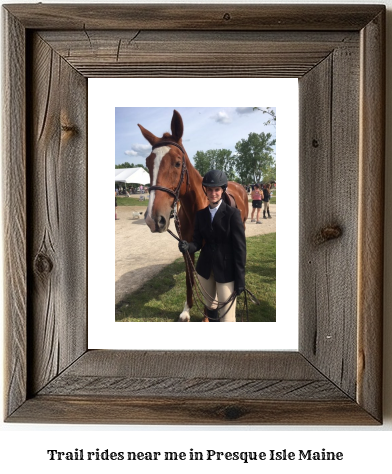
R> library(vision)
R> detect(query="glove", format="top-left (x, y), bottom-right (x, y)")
top-left (178, 240), bottom-right (190, 253)
top-left (236, 287), bottom-right (245, 296)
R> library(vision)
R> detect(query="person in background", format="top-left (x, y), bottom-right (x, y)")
top-left (115, 191), bottom-right (119, 220)
top-left (250, 184), bottom-right (263, 224)
top-left (263, 183), bottom-right (272, 219)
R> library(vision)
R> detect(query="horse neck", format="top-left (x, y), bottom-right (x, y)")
top-left (180, 155), bottom-right (207, 218)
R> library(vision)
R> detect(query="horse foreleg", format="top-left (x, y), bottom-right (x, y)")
top-left (178, 254), bottom-right (194, 322)
top-left (178, 301), bottom-right (191, 322)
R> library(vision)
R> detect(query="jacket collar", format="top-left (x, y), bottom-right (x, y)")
top-left (202, 200), bottom-right (227, 228)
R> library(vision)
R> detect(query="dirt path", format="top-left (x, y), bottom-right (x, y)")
top-left (115, 201), bottom-right (276, 304)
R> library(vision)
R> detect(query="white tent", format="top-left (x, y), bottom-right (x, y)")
top-left (115, 168), bottom-right (150, 185)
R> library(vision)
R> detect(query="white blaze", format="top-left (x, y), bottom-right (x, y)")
top-left (145, 146), bottom-right (170, 222)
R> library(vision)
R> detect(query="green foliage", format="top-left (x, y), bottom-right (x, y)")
top-left (253, 107), bottom-right (276, 127)
top-left (115, 161), bottom-right (132, 169)
top-left (115, 162), bottom-right (148, 172)
top-left (193, 150), bottom-right (211, 177)
top-left (262, 163), bottom-right (277, 184)
top-left (234, 132), bottom-right (276, 184)
top-left (194, 149), bottom-right (237, 181)
top-left (193, 128), bottom-right (276, 185)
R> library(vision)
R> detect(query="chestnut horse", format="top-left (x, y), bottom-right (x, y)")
top-left (138, 110), bottom-right (249, 321)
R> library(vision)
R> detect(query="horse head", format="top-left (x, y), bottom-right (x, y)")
top-left (138, 110), bottom-right (188, 233)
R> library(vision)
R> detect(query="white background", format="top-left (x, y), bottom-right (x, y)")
top-left (1, 0), bottom-right (391, 473)
top-left (88, 77), bottom-right (299, 350)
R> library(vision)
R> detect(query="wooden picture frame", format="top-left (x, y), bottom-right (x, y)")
top-left (3, 4), bottom-right (385, 424)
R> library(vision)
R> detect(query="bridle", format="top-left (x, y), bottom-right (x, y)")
top-left (149, 141), bottom-right (189, 218)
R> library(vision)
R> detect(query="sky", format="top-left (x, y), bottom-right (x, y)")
top-left (115, 107), bottom-right (276, 167)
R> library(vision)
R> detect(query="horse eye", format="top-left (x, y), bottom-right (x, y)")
top-left (175, 162), bottom-right (181, 168)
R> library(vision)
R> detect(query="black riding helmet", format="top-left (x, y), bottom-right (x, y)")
top-left (202, 169), bottom-right (228, 192)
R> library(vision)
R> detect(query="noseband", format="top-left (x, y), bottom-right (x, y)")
top-left (149, 141), bottom-right (189, 216)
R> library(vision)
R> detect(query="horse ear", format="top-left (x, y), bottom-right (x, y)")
top-left (171, 110), bottom-right (184, 142)
top-left (138, 124), bottom-right (159, 146)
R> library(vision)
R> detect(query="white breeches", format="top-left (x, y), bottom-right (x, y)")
top-left (197, 271), bottom-right (237, 322)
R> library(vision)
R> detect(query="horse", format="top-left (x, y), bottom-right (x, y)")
top-left (138, 109), bottom-right (249, 321)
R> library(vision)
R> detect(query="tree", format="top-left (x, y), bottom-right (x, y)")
top-left (193, 150), bottom-right (211, 177)
top-left (115, 162), bottom-right (148, 172)
top-left (214, 149), bottom-right (237, 181)
top-left (253, 107), bottom-right (276, 127)
top-left (234, 132), bottom-right (276, 184)
top-left (115, 161), bottom-right (132, 169)
top-left (262, 163), bottom-right (276, 184)
top-left (193, 149), bottom-right (237, 181)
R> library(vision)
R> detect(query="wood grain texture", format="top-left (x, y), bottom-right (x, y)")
top-left (27, 33), bottom-right (87, 396)
top-left (37, 351), bottom-right (347, 401)
top-left (6, 350), bottom-right (380, 424)
top-left (4, 4), bottom-right (384, 31)
top-left (2, 9), bottom-right (27, 419)
top-left (39, 377), bottom-right (347, 401)
top-left (2, 4), bottom-right (385, 425)
top-left (38, 30), bottom-right (359, 78)
top-left (41, 351), bottom-right (338, 398)
top-left (9, 396), bottom-right (378, 425)
top-left (50, 350), bottom-right (331, 379)
top-left (357, 9), bottom-right (385, 422)
top-left (298, 40), bottom-right (360, 399)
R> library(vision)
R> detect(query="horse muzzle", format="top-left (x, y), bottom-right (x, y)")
top-left (145, 212), bottom-right (170, 233)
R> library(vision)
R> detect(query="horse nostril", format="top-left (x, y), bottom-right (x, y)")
top-left (158, 215), bottom-right (166, 229)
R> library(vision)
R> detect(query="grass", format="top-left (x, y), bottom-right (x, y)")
top-left (115, 233), bottom-right (276, 322)
top-left (116, 196), bottom-right (149, 207)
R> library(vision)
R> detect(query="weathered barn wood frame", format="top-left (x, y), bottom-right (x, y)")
top-left (3, 4), bottom-right (385, 424)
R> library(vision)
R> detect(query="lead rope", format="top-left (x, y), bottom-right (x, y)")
top-left (168, 210), bottom-right (236, 320)
top-left (169, 208), bottom-right (259, 322)
top-left (168, 217), bottom-right (235, 321)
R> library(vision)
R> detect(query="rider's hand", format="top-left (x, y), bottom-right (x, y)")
top-left (178, 240), bottom-right (190, 253)
top-left (236, 287), bottom-right (245, 296)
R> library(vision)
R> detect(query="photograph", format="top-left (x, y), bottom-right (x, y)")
top-left (114, 107), bottom-right (276, 322)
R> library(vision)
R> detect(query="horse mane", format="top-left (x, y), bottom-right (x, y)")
top-left (162, 132), bottom-right (180, 142)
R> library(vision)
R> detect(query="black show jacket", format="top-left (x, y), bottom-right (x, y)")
top-left (187, 201), bottom-right (246, 290)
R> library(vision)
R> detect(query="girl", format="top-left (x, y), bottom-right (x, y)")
top-left (178, 170), bottom-right (246, 322)
top-left (250, 184), bottom-right (264, 224)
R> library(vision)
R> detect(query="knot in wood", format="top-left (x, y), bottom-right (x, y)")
top-left (34, 252), bottom-right (53, 274)
top-left (314, 225), bottom-right (342, 245)
top-left (61, 124), bottom-right (77, 134)
top-left (312, 139), bottom-right (319, 148)
top-left (223, 405), bottom-right (244, 420)
top-left (223, 13), bottom-right (231, 21)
